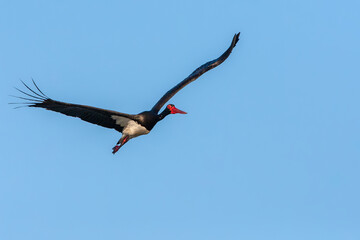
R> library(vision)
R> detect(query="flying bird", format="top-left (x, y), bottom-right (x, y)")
top-left (12, 33), bottom-right (240, 154)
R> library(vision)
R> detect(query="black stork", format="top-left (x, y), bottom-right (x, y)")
top-left (13, 33), bottom-right (240, 154)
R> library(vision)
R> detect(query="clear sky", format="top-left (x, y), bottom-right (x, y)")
top-left (1, 0), bottom-right (359, 239)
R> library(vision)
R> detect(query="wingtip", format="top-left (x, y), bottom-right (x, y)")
top-left (12, 80), bottom-right (50, 109)
top-left (232, 32), bottom-right (240, 47)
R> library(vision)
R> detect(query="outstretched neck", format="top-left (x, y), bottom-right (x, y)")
top-left (157, 108), bottom-right (171, 121)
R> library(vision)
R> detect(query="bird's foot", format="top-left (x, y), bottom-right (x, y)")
top-left (112, 135), bottom-right (129, 154)
top-left (112, 145), bottom-right (121, 154)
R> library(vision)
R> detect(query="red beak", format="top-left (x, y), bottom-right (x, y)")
top-left (171, 106), bottom-right (187, 114)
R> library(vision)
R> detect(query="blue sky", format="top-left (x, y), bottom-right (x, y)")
top-left (1, 0), bottom-right (359, 239)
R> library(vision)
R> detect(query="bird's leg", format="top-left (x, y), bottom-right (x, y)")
top-left (112, 135), bottom-right (129, 154)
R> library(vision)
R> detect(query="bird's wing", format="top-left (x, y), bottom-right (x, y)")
top-left (12, 80), bottom-right (136, 132)
top-left (151, 32), bottom-right (240, 113)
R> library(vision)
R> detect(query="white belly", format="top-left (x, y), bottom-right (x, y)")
top-left (111, 115), bottom-right (149, 139)
top-left (122, 120), bottom-right (150, 138)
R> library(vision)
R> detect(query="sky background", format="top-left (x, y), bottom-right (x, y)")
top-left (1, 0), bottom-right (360, 239)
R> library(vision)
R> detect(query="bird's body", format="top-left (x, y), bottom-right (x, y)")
top-left (111, 114), bottom-right (151, 138)
top-left (13, 33), bottom-right (240, 153)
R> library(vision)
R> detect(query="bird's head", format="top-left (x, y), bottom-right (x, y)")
top-left (158, 104), bottom-right (187, 120)
top-left (166, 104), bottom-right (187, 114)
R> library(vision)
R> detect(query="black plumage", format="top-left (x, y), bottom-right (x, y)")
top-left (12, 33), bottom-right (240, 153)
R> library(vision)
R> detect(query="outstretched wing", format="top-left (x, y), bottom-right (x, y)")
top-left (151, 32), bottom-right (240, 113)
top-left (11, 80), bottom-right (135, 132)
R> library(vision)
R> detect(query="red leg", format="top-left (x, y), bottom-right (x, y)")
top-left (112, 145), bottom-right (121, 154)
top-left (112, 136), bottom-right (129, 154)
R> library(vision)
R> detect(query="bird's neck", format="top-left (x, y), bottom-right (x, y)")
top-left (158, 108), bottom-right (171, 121)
